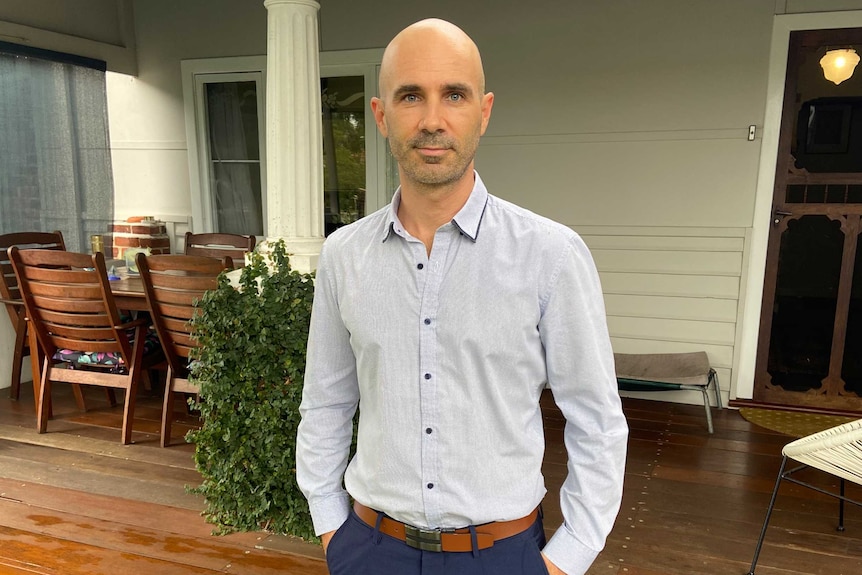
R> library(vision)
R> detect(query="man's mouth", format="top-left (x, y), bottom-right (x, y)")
top-left (417, 147), bottom-right (448, 157)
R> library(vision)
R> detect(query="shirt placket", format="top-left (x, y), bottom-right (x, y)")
top-left (417, 227), bottom-right (453, 527)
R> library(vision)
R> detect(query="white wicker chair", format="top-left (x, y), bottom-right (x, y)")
top-left (747, 418), bottom-right (862, 574)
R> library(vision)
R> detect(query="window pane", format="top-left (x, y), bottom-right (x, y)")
top-left (322, 76), bottom-right (366, 235)
top-left (205, 81), bottom-right (263, 235)
top-left (212, 162), bottom-right (262, 236)
top-left (0, 50), bottom-right (114, 252)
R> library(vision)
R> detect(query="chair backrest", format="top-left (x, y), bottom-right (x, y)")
top-left (8, 247), bottom-right (131, 363)
top-left (0, 231), bottom-right (66, 326)
top-left (183, 232), bottom-right (255, 267)
top-left (783, 418), bottom-right (862, 486)
top-left (136, 253), bottom-right (232, 376)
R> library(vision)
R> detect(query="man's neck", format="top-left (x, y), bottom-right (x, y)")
top-left (397, 172), bottom-right (475, 255)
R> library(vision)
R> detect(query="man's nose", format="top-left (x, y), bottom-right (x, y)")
top-left (419, 100), bottom-right (444, 132)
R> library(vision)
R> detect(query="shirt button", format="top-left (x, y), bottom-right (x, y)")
top-left (425, 427), bottom-right (433, 434)
top-left (417, 263), bottom-right (424, 270)
top-left (424, 373), bottom-right (432, 380)
top-left (427, 483), bottom-right (434, 489)
top-left (424, 318), bottom-right (431, 325)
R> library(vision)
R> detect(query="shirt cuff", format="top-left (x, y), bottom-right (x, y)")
top-left (309, 492), bottom-right (352, 536)
top-left (542, 524), bottom-right (600, 575)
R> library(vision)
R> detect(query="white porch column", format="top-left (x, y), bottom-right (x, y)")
top-left (262, 0), bottom-right (324, 273)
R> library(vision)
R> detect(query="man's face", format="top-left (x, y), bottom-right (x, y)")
top-left (371, 35), bottom-right (494, 189)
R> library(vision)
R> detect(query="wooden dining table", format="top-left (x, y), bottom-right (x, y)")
top-left (3, 274), bottom-right (149, 313)
top-left (109, 274), bottom-right (149, 312)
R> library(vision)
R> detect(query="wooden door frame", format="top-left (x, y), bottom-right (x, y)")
top-left (736, 11), bottom-right (862, 404)
top-left (752, 27), bottom-right (862, 411)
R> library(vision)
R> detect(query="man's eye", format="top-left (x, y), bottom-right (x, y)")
top-left (448, 93), bottom-right (464, 102)
top-left (403, 94), bottom-right (419, 102)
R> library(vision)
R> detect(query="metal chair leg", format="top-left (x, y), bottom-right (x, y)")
top-left (700, 387), bottom-right (714, 434)
top-left (710, 369), bottom-right (722, 408)
top-left (838, 478), bottom-right (846, 532)
top-left (748, 455), bottom-right (789, 575)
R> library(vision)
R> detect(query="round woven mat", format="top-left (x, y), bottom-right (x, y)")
top-left (738, 407), bottom-right (856, 438)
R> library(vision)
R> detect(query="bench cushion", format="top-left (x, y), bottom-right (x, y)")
top-left (614, 351), bottom-right (712, 387)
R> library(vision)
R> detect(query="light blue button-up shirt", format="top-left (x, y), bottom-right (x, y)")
top-left (296, 173), bottom-right (628, 574)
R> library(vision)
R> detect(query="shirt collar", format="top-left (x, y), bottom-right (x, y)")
top-left (382, 171), bottom-right (489, 243)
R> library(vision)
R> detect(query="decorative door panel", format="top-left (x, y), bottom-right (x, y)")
top-left (757, 211), bottom-right (862, 410)
top-left (767, 215), bottom-right (842, 393)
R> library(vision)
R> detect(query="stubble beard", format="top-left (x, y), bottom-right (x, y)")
top-left (389, 130), bottom-right (481, 187)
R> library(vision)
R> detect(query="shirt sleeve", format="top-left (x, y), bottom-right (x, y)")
top-left (296, 240), bottom-right (361, 535)
top-left (538, 235), bottom-right (629, 575)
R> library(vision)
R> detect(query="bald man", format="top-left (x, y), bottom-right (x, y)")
top-left (297, 18), bottom-right (627, 575)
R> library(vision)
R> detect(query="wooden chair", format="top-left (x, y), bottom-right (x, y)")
top-left (136, 253), bottom-right (232, 447)
top-left (748, 418), bottom-right (862, 574)
top-left (183, 232), bottom-right (255, 267)
top-left (0, 231), bottom-right (66, 401)
top-left (9, 247), bottom-right (163, 444)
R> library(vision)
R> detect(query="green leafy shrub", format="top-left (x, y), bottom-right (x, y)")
top-left (186, 240), bottom-right (317, 540)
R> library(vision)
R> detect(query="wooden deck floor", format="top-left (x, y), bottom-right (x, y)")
top-left (0, 383), bottom-right (860, 574)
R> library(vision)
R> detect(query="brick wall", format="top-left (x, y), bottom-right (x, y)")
top-left (107, 220), bottom-right (171, 259)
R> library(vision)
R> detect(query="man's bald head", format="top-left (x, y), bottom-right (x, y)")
top-left (378, 18), bottom-right (486, 100)
top-left (369, 18), bottom-right (494, 192)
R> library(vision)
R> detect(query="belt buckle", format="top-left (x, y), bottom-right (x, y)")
top-left (404, 524), bottom-right (443, 552)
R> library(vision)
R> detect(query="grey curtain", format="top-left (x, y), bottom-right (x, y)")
top-left (206, 81), bottom-right (263, 236)
top-left (0, 48), bottom-right (114, 253)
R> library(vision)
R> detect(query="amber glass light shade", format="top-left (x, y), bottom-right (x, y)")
top-left (820, 49), bottom-right (860, 85)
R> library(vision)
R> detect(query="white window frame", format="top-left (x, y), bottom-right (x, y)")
top-left (182, 50), bottom-right (388, 236)
top-left (320, 48), bottom-right (390, 214)
top-left (181, 56), bottom-right (267, 236)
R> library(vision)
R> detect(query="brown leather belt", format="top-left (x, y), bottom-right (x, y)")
top-left (352, 502), bottom-right (538, 552)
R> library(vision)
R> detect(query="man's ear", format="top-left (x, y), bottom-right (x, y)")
top-left (479, 92), bottom-right (494, 135)
top-left (370, 97), bottom-right (388, 138)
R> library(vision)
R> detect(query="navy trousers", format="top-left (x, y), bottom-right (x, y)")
top-left (325, 510), bottom-right (549, 575)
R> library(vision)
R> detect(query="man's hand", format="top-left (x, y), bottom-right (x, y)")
top-left (541, 552), bottom-right (566, 575)
top-left (321, 530), bottom-right (337, 553)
